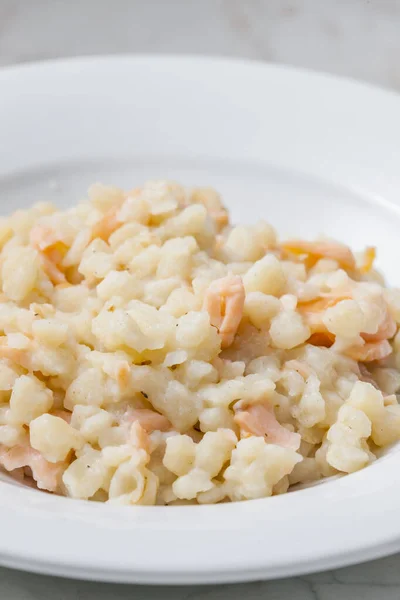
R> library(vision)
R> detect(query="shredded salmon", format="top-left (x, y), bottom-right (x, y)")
top-left (357, 363), bottom-right (379, 389)
top-left (281, 240), bottom-right (356, 271)
top-left (285, 360), bottom-right (314, 379)
top-left (130, 421), bottom-right (151, 454)
top-left (128, 408), bottom-right (171, 433)
top-left (359, 246), bottom-right (376, 274)
top-left (213, 211), bottom-right (229, 230)
top-left (362, 309), bottom-right (397, 343)
top-left (203, 275), bottom-right (245, 348)
top-left (298, 295), bottom-right (350, 335)
top-left (30, 225), bottom-right (61, 251)
top-left (30, 225), bottom-right (68, 285)
top-left (116, 362), bottom-right (131, 391)
top-left (0, 445), bottom-right (64, 492)
top-left (299, 293), bottom-right (396, 349)
top-left (91, 209), bottom-right (120, 242)
top-left (307, 332), bottom-right (335, 347)
top-left (234, 403), bottom-right (301, 450)
top-left (0, 346), bottom-right (30, 369)
top-left (345, 339), bottom-right (392, 362)
top-left (41, 255), bottom-right (67, 285)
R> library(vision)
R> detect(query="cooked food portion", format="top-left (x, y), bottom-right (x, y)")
top-left (0, 180), bottom-right (399, 505)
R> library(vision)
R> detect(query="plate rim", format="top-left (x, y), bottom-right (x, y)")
top-left (1, 52), bottom-right (400, 99)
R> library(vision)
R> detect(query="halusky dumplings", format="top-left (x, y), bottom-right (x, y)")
top-left (0, 180), bottom-right (399, 506)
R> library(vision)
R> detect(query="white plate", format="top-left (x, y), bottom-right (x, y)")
top-left (1, 55), bottom-right (400, 585)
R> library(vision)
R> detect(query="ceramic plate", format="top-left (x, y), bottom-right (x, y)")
top-left (1, 55), bottom-right (400, 584)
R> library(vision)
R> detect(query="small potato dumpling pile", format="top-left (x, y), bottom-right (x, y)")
top-left (0, 180), bottom-right (400, 505)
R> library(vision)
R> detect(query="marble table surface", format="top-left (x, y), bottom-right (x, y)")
top-left (1, 0), bottom-right (400, 598)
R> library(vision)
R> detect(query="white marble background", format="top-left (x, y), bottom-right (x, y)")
top-left (2, 0), bottom-right (400, 90)
top-left (1, 0), bottom-right (400, 598)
